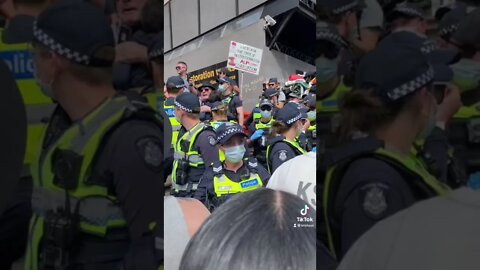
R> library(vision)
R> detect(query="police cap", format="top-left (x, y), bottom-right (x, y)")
top-left (356, 45), bottom-right (453, 102)
top-left (322, 0), bottom-right (365, 15)
top-left (210, 101), bottom-right (225, 112)
top-left (379, 31), bottom-right (460, 65)
top-left (215, 123), bottom-right (247, 145)
top-left (166, 76), bottom-right (186, 90)
top-left (33, 1), bottom-right (115, 67)
top-left (452, 9), bottom-right (480, 50)
top-left (174, 92), bottom-right (200, 114)
top-left (276, 104), bottom-right (302, 126)
top-left (389, 2), bottom-right (425, 20)
top-left (263, 88), bottom-right (278, 98)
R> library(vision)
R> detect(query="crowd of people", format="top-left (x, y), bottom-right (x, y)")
top-left (318, 0), bottom-right (480, 269)
top-left (163, 61), bottom-right (317, 268)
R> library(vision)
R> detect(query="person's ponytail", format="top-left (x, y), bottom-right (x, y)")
top-left (336, 89), bottom-right (399, 143)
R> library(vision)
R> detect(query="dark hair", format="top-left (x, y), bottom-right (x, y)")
top-left (177, 61), bottom-right (187, 68)
top-left (272, 120), bottom-right (295, 137)
top-left (336, 89), bottom-right (419, 143)
top-left (179, 189), bottom-right (316, 270)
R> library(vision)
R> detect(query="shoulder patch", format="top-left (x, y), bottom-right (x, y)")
top-left (213, 165), bottom-right (223, 173)
top-left (360, 183), bottom-right (389, 220)
top-left (208, 135), bottom-right (217, 146)
top-left (248, 159), bottom-right (258, 168)
top-left (136, 136), bottom-right (163, 171)
top-left (278, 150), bottom-right (288, 161)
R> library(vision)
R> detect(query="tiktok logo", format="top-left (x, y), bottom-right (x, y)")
top-left (300, 204), bottom-right (309, 216)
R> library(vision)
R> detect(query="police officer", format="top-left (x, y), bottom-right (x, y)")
top-left (317, 0), bottom-right (364, 154)
top-left (172, 92), bottom-right (219, 197)
top-left (195, 123), bottom-right (270, 211)
top-left (322, 44), bottom-right (461, 260)
top-left (26, 2), bottom-right (162, 269)
top-left (218, 76), bottom-right (244, 127)
top-left (266, 104), bottom-right (306, 174)
top-left (207, 101), bottom-right (236, 130)
top-left (164, 76), bottom-right (185, 150)
top-left (0, 1), bottom-right (52, 267)
top-left (386, 2), bottom-right (428, 34)
top-left (248, 99), bottom-right (275, 169)
top-left (245, 88), bottom-right (278, 128)
top-left (304, 93), bottom-right (317, 151)
top-left (447, 10), bottom-right (480, 181)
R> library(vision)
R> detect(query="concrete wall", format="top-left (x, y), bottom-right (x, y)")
top-left (165, 21), bottom-right (314, 111)
top-left (164, 0), bottom-right (268, 50)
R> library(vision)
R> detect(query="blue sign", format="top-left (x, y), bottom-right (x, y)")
top-left (164, 108), bottom-right (175, 118)
top-left (240, 179), bottom-right (259, 189)
top-left (0, 50), bottom-right (35, 80)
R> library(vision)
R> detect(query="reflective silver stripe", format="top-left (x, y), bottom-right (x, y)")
top-left (173, 152), bottom-right (204, 163)
top-left (71, 98), bottom-right (129, 153)
top-left (172, 125), bottom-right (181, 132)
top-left (173, 183), bottom-right (199, 191)
top-left (26, 103), bottom-right (56, 125)
top-left (32, 186), bottom-right (124, 224)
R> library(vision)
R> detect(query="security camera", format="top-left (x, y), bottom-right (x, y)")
top-left (264, 15), bottom-right (277, 28)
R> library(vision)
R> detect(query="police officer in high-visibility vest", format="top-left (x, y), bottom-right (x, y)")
top-left (195, 123), bottom-right (270, 211)
top-left (164, 76), bottom-right (185, 150)
top-left (172, 92), bottom-right (219, 198)
top-left (248, 99), bottom-right (275, 169)
top-left (245, 88), bottom-right (278, 129)
top-left (25, 2), bottom-right (162, 269)
top-left (444, 9), bottom-right (480, 180)
top-left (304, 92), bottom-right (316, 152)
top-left (0, 0), bottom-right (55, 172)
top-left (321, 44), bottom-right (461, 260)
top-left (0, 1), bottom-right (53, 267)
top-left (266, 103), bottom-right (306, 174)
top-left (317, 0), bottom-right (364, 153)
top-left (206, 101), bottom-right (236, 130)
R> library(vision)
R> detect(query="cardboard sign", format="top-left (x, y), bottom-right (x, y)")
top-left (227, 41), bottom-right (263, 75)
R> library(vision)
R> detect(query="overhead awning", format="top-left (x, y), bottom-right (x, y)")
top-left (262, 0), bottom-right (316, 65)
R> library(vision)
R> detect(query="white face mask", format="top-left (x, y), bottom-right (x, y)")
top-left (34, 62), bottom-right (55, 98)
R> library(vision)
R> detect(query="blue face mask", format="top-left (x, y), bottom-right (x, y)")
top-left (316, 56), bottom-right (339, 83)
top-left (450, 59), bottom-right (480, 92)
top-left (224, 145), bottom-right (246, 163)
top-left (218, 84), bottom-right (226, 93)
top-left (260, 110), bottom-right (271, 119)
top-left (307, 111), bottom-right (316, 122)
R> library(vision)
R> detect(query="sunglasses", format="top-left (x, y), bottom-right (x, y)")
top-left (268, 83), bottom-right (276, 87)
top-left (175, 66), bottom-right (182, 70)
top-left (200, 88), bottom-right (211, 92)
top-left (430, 83), bottom-right (447, 104)
top-left (260, 106), bottom-right (272, 111)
